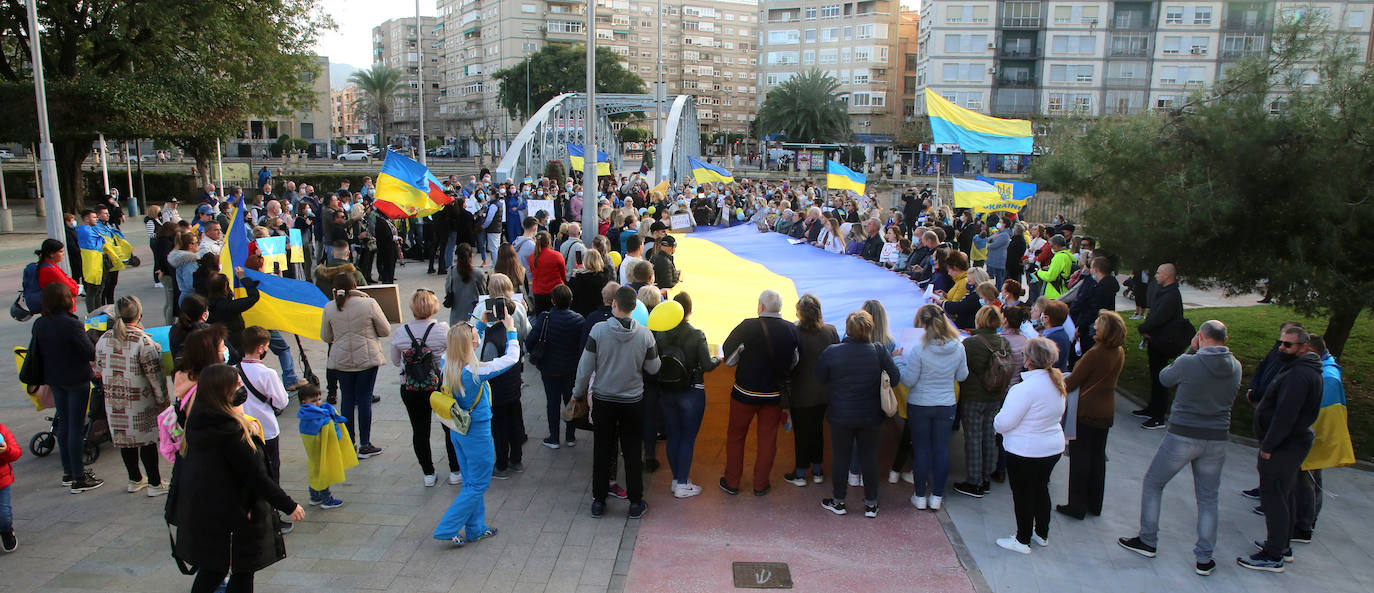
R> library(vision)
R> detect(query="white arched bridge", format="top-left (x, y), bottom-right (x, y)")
top-left (494, 93), bottom-right (701, 184)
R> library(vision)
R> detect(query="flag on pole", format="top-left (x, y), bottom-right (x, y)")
top-left (688, 156), bottom-right (735, 184)
top-left (925, 88), bottom-right (1033, 154)
top-left (375, 150), bottom-right (452, 218)
top-left (566, 143), bottom-right (612, 176)
top-left (826, 160), bottom-right (866, 194)
top-left (219, 193), bottom-right (328, 340)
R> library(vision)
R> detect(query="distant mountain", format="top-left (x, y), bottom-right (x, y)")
top-left (330, 62), bottom-right (364, 90)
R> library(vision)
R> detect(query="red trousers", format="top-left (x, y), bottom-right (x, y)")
top-left (724, 398), bottom-right (783, 491)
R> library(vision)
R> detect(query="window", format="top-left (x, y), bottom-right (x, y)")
top-left (1159, 66), bottom-right (1178, 84)
top-left (1054, 6), bottom-right (1070, 24)
top-left (1047, 95), bottom-right (1063, 112)
top-left (871, 91), bottom-right (887, 107)
top-left (766, 51), bottom-right (799, 65)
top-left (972, 6), bottom-right (990, 23)
top-left (805, 7), bottom-right (817, 20)
top-left (1349, 11), bottom-right (1365, 29)
top-left (841, 47), bottom-right (851, 62)
top-left (1155, 95), bottom-right (1176, 109)
top-left (1165, 6), bottom-right (1183, 25)
top-left (842, 26), bottom-right (852, 41)
top-left (946, 34), bottom-right (990, 52)
top-left (803, 50), bottom-right (816, 64)
top-left (821, 28), bottom-right (839, 42)
top-left (804, 28), bottom-right (816, 42)
top-left (522, 41), bottom-right (537, 52)
top-left (1049, 64), bottom-right (1093, 83)
top-left (1074, 95), bottom-right (1091, 112)
top-left (521, 3), bottom-right (536, 13)
top-left (820, 49), bottom-right (838, 64)
top-left (767, 29), bottom-right (800, 44)
top-left (1162, 36), bottom-right (1181, 54)
top-left (821, 4), bottom-right (841, 18)
top-left (853, 68), bottom-right (870, 84)
top-left (941, 63), bottom-right (985, 82)
top-left (1190, 36), bottom-right (1209, 54)
top-left (857, 24), bottom-right (874, 39)
top-left (1051, 34), bottom-right (1095, 54)
top-left (946, 4), bottom-right (965, 23)
top-left (1193, 6), bottom-right (1211, 25)
top-left (1003, 1), bottom-right (1041, 27)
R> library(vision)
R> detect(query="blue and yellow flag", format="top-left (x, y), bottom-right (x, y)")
top-left (926, 88), bottom-right (1033, 154)
top-left (219, 194), bottom-right (251, 293)
top-left (1303, 356), bottom-right (1356, 471)
top-left (240, 269), bottom-right (329, 341)
top-left (376, 150), bottom-right (453, 219)
top-left (826, 160), bottom-right (866, 195)
top-left (75, 225), bottom-right (107, 285)
top-left (566, 143), bottom-right (612, 176)
top-left (953, 176), bottom-right (1035, 214)
top-left (298, 403), bottom-right (358, 490)
top-left (256, 236), bottom-right (288, 274)
top-left (689, 156), bottom-right (734, 184)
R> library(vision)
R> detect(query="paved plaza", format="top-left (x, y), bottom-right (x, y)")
top-left (0, 225), bottom-right (1369, 593)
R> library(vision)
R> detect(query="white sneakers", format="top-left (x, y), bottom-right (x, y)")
top-left (424, 474), bottom-right (437, 487)
top-left (671, 480), bottom-right (702, 498)
top-left (448, 471), bottom-right (463, 485)
top-left (901, 471), bottom-right (914, 484)
top-left (929, 495), bottom-right (943, 511)
top-left (1032, 534), bottom-right (1049, 547)
top-left (146, 483), bottom-right (169, 497)
top-left (911, 495), bottom-right (927, 510)
top-left (997, 537), bottom-right (1031, 554)
top-left (886, 471), bottom-right (914, 483)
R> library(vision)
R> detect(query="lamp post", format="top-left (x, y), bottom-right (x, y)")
top-left (416, 0), bottom-right (428, 165)
top-left (524, 34), bottom-right (531, 120)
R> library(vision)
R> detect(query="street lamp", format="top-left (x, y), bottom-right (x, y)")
top-left (524, 34), bottom-right (531, 120)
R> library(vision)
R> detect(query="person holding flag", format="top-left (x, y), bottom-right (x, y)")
top-left (1294, 335), bottom-right (1356, 543)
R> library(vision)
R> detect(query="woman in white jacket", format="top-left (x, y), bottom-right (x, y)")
top-left (993, 337), bottom-right (1066, 554)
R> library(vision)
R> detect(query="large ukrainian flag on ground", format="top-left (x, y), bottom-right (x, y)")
top-left (220, 194), bottom-right (329, 340)
top-left (667, 225), bottom-right (931, 345)
top-left (1303, 356), bottom-right (1356, 470)
top-left (566, 143), bottom-right (612, 176)
top-left (376, 150), bottom-right (453, 219)
top-left (689, 156), bottom-right (734, 184)
top-left (826, 161), bottom-right (866, 195)
top-left (925, 88), bottom-right (1033, 154)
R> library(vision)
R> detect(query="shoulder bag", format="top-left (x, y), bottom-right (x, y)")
top-left (877, 343), bottom-right (898, 417)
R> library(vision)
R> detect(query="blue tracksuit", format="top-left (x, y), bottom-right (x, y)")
top-left (433, 325), bottom-right (521, 541)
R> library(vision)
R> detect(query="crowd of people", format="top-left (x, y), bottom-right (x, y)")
top-left (2, 167), bottom-right (1348, 587)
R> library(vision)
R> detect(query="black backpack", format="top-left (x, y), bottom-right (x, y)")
top-left (402, 324), bottom-right (442, 391)
top-left (481, 317), bottom-right (522, 402)
top-left (654, 335), bottom-right (693, 392)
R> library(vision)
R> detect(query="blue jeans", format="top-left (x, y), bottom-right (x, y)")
top-left (0, 485), bottom-right (12, 532)
top-left (434, 420), bottom-right (494, 540)
top-left (908, 404), bottom-right (956, 497)
top-left (337, 367), bottom-right (379, 447)
top-left (268, 330), bottom-right (299, 386)
top-left (308, 487), bottom-right (332, 503)
top-left (540, 373), bottom-right (575, 440)
top-left (988, 266), bottom-right (1006, 288)
top-left (479, 232), bottom-right (500, 264)
top-left (50, 382), bottom-right (91, 478)
top-left (661, 387), bottom-right (706, 484)
top-left (442, 231), bottom-right (457, 271)
top-left (1137, 432), bottom-right (1226, 563)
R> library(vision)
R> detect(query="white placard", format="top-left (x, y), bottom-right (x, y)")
top-left (525, 199), bottom-right (555, 219)
top-left (670, 213), bottom-right (692, 229)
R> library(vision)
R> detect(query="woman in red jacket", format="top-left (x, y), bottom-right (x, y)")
top-left (528, 231), bottom-right (567, 314)
top-left (35, 239), bottom-right (80, 313)
top-left (1, 422), bottom-right (21, 552)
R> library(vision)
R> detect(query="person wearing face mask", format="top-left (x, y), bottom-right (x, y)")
top-left (1069, 257), bottom-right (1120, 362)
top-left (506, 185), bottom-right (525, 243)
top-left (478, 192), bottom-right (503, 267)
top-left (986, 217), bottom-right (1012, 288)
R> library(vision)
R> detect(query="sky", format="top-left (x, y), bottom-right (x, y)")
top-left (314, 0), bottom-right (435, 74)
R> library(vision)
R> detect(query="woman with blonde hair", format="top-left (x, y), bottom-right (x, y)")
top-left (391, 289), bottom-right (458, 487)
top-left (817, 216), bottom-right (846, 254)
top-left (567, 249), bottom-right (611, 315)
top-left (894, 304), bottom-right (969, 511)
top-left (1057, 311), bottom-right (1126, 520)
top-left (993, 337), bottom-right (1067, 554)
top-left (481, 272), bottom-right (530, 478)
top-left (433, 312), bottom-right (519, 546)
top-left (94, 295), bottom-right (172, 496)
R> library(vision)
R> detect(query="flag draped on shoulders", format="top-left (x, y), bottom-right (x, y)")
top-left (1303, 355), bottom-right (1356, 471)
top-left (298, 403), bottom-right (358, 490)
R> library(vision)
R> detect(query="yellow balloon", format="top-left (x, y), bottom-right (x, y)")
top-left (646, 299), bottom-right (684, 332)
top-left (648, 206), bottom-right (657, 215)
top-left (609, 251), bottom-right (623, 267)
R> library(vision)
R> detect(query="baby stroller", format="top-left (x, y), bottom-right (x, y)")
top-left (14, 346), bottom-right (107, 464)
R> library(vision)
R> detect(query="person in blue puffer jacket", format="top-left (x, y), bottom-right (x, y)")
top-left (432, 312), bottom-right (519, 547)
top-left (529, 284), bottom-right (586, 449)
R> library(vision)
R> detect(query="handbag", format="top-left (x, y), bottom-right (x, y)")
top-left (18, 340), bottom-right (44, 386)
top-left (877, 344), bottom-right (898, 417)
top-left (527, 312), bottom-right (550, 367)
top-left (430, 383), bottom-right (486, 435)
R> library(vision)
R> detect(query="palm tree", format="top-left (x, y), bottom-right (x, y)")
top-left (757, 69), bottom-right (849, 144)
top-left (349, 64), bottom-right (408, 148)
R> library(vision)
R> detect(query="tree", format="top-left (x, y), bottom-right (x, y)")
top-left (493, 45), bottom-right (645, 121)
top-left (0, 0), bottom-right (330, 209)
top-left (425, 138), bottom-right (442, 150)
top-left (757, 69), bottom-right (849, 144)
top-left (618, 126), bottom-right (649, 144)
top-left (1031, 18), bottom-right (1372, 357)
top-left (349, 64), bottom-right (407, 149)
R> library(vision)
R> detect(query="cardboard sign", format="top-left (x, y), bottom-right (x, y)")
top-left (358, 284), bottom-right (402, 324)
top-left (288, 228), bottom-right (305, 263)
top-left (670, 213), bottom-right (692, 229)
top-left (526, 199), bottom-right (555, 219)
top-left (256, 236), bottom-right (288, 273)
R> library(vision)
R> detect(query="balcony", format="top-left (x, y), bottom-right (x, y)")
top-left (1001, 17), bottom-right (1042, 28)
top-left (1108, 33), bottom-right (1151, 57)
top-left (1220, 34), bottom-right (1266, 60)
top-left (999, 47), bottom-right (1042, 58)
top-left (544, 21), bottom-right (586, 41)
top-left (995, 76), bottom-right (1037, 88)
top-left (1104, 76), bottom-right (1149, 88)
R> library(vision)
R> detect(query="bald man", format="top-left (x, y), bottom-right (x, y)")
top-left (1135, 263), bottom-right (1191, 429)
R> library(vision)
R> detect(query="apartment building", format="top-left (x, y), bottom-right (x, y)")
top-left (916, 0), bottom-right (1374, 121)
top-left (757, 0), bottom-right (904, 157)
top-left (434, 0), bottom-right (760, 158)
top-left (331, 86), bottom-right (366, 139)
top-left (373, 17), bottom-right (443, 148)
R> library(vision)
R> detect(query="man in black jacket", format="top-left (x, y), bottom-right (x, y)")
top-left (859, 218), bottom-right (884, 262)
top-left (1239, 326), bottom-right (1323, 573)
top-left (1134, 263), bottom-right (1189, 429)
top-left (719, 290), bottom-right (799, 497)
top-left (1070, 256), bottom-right (1120, 358)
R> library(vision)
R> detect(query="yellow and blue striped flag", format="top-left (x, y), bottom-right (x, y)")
top-left (566, 143), bottom-right (611, 176)
top-left (689, 156), bottom-right (734, 184)
top-left (826, 160), bottom-right (866, 195)
top-left (1303, 356), bottom-right (1356, 470)
top-left (925, 88), bottom-right (1033, 154)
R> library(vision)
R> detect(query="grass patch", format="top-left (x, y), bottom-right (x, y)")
top-left (1120, 306), bottom-right (1372, 463)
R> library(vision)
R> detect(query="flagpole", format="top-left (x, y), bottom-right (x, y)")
top-left (216, 139), bottom-right (224, 194)
top-left (580, 0), bottom-right (597, 245)
top-left (416, 0), bottom-right (427, 167)
top-left (98, 132), bottom-right (110, 196)
top-left (27, 0), bottom-right (67, 269)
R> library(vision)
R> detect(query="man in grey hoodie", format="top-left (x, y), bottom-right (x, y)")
top-left (1119, 320), bottom-right (1240, 577)
top-left (573, 286), bottom-right (661, 520)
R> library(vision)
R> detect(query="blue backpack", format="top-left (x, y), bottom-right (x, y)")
top-left (12, 262), bottom-right (46, 321)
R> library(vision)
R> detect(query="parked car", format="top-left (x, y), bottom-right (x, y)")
top-left (428, 146), bottom-right (455, 158)
top-left (337, 149), bottom-right (371, 162)
top-left (0, 149), bottom-right (15, 159)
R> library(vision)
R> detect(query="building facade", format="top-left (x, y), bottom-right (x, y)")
top-left (757, 0), bottom-right (905, 157)
top-left (331, 86), bottom-right (366, 139)
top-left (373, 16), bottom-right (444, 149)
top-left (230, 55), bottom-right (333, 158)
top-left (917, 0), bottom-right (1374, 121)
top-left (433, 0), bottom-right (761, 158)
